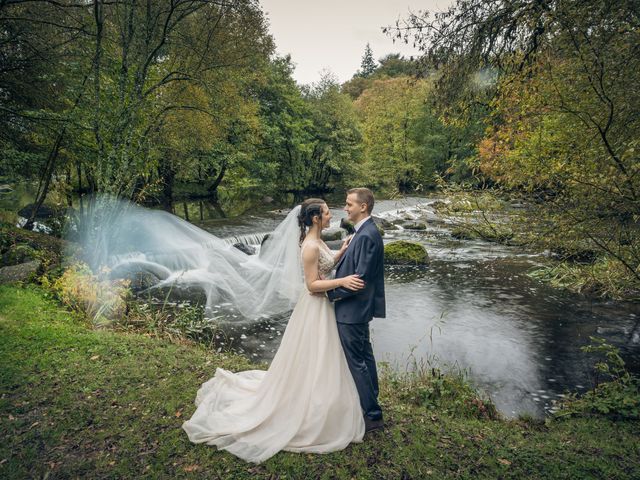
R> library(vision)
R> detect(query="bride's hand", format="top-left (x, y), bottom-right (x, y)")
top-left (341, 274), bottom-right (364, 291)
top-left (339, 235), bottom-right (354, 253)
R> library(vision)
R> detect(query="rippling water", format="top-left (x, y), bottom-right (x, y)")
top-left (174, 196), bottom-right (640, 419)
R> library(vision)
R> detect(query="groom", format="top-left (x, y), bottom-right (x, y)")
top-left (327, 188), bottom-right (385, 433)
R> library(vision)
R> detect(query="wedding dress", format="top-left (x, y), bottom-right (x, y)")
top-left (182, 241), bottom-right (365, 463)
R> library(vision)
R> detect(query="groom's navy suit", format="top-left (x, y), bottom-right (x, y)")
top-left (327, 217), bottom-right (385, 421)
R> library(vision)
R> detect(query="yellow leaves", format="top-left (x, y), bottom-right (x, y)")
top-left (498, 458), bottom-right (512, 466)
top-left (51, 262), bottom-right (129, 326)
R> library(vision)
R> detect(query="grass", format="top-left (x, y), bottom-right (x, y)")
top-left (1, 284), bottom-right (639, 479)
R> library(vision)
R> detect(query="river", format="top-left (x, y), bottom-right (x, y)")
top-left (4, 186), bottom-right (639, 418)
top-left (170, 196), bottom-right (640, 419)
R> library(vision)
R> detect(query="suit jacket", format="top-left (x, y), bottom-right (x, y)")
top-left (327, 217), bottom-right (386, 323)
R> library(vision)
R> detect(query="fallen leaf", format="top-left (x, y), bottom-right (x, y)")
top-left (183, 465), bottom-right (200, 472)
top-left (175, 410), bottom-right (182, 418)
top-left (90, 355), bottom-right (100, 361)
top-left (498, 458), bottom-right (512, 466)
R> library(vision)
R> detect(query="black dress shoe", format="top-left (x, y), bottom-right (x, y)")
top-left (364, 417), bottom-right (384, 433)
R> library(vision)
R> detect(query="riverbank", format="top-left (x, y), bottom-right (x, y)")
top-left (1, 284), bottom-right (638, 479)
top-left (430, 189), bottom-right (640, 301)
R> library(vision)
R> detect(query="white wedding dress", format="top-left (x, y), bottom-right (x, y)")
top-left (182, 241), bottom-right (365, 463)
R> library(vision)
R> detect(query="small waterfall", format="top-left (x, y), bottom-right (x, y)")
top-left (224, 232), bottom-right (270, 247)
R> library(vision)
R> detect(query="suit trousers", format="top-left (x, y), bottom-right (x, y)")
top-left (336, 322), bottom-right (382, 421)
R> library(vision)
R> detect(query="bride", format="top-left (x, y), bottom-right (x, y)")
top-left (182, 198), bottom-right (367, 463)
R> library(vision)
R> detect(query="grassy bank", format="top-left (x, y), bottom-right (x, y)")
top-left (1, 284), bottom-right (639, 479)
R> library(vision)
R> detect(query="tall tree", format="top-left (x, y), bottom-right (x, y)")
top-left (359, 43), bottom-right (377, 78)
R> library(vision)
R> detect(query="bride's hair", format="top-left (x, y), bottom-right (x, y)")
top-left (297, 198), bottom-right (325, 244)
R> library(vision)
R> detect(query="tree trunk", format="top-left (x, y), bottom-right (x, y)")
top-left (158, 158), bottom-right (176, 212)
top-left (207, 160), bottom-right (227, 201)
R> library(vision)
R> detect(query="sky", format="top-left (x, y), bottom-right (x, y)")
top-left (259, 0), bottom-right (455, 86)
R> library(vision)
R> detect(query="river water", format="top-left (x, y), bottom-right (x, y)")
top-left (4, 186), bottom-right (639, 418)
top-left (172, 196), bottom-right (640, 419)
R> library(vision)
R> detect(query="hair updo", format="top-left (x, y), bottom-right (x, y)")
top-left (297, 198), bottom-right (325, 244)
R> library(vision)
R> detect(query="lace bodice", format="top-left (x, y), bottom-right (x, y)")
top-left (301, 241), bottom-right (335, 279)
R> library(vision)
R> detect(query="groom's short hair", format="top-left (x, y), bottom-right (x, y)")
top-left (348, 188), bottom-right (374, 214)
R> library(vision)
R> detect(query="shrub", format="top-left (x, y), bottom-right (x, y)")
top-left (555, 337), bottom-right (640, 420)
top-left (50, 263), bottom-right (129, 327)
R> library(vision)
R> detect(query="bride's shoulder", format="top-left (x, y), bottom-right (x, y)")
top-left (301, 239), bottom-right (320, 254)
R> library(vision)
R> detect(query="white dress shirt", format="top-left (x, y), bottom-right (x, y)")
top-left (353, 216), bottom-right (371, 233)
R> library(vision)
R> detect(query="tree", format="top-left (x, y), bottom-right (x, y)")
top-left (354, 77), bottom-right (434, 192)
top-left (392, 0), bottom-right (640, 286)
top-left (359, 43), bottom-right (377, 78)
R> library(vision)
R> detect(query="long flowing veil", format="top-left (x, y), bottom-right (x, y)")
top-left (73, 196), bottom-right (304, 321)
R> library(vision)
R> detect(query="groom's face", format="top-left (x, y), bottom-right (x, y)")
top-left (344, 193), bottom-right (368, 224)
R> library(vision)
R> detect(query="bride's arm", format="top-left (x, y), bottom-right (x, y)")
top-left (303, 243), bottom-right (364, 293)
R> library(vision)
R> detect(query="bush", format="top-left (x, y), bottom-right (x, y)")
top-left (48, 263), bottom-right (129, 327)
top-left (382, 365), bottom-right (498, 420)
top-left (528, 257), bottom-right (640, 300)
top-left (555, 337), bottom-right (640, 420)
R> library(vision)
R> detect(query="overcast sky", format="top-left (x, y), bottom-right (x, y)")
top-left (259, 0), bottom-right (455, 85)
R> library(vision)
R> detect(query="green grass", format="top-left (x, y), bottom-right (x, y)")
top-left (1, 284), bottom-right (639, 479)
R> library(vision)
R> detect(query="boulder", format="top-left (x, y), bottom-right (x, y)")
top-left (0, 260), bottom-right (41, 284)
top-left (233, 243), bottom-right (257, 255)
top-left (384, 241), bottom-right (429, 265)
top-left (324, 240), bottom-right (343, 250)
top-left (372, 215), bottom-right (394, 230)
top-left (2, 244), bottom-right (39, 266)
top-left (340, 218), bottom-right (355, 234)
top-left (18, 203), bottom-right (59, 219)
top-left (429, 200), bottom-right (447, 211)
top-left (128, 271), bottom-right (163, 291)
top-left (321, 228), bottom-right (345, 242)
top-left (403, 222), bottom-right (427, 231)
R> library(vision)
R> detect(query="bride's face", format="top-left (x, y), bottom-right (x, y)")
top-left (318, 203), bottom-right (331, 230)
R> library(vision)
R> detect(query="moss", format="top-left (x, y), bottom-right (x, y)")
top-left (0, 209), bottom-right (18, 227)
top-left (384, 240), bottom-right (429, 265)
top-left (450, 223), bottom-right (514, 243)
top-left (1, 244), bottom-right (39, 266)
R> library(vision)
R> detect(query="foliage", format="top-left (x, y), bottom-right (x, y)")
top-left (382, 364), bottom-right (497, 420)
top-left (123, 301), bottom-right (217, 345)
top-left (391, 0), bottom-right (640, 296)
top-left (528, 258), bottom-right (640, 301)
top-left (254, 64), bottom-right (361, 197)
top-left (47, 263), bottom-right (129, 327)
top-left (555, 338), bottom-right (640, 420)
top-left (0, 0), bottom-right (275, 207)
top-left (353, 78), bottom-right (430, 192)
